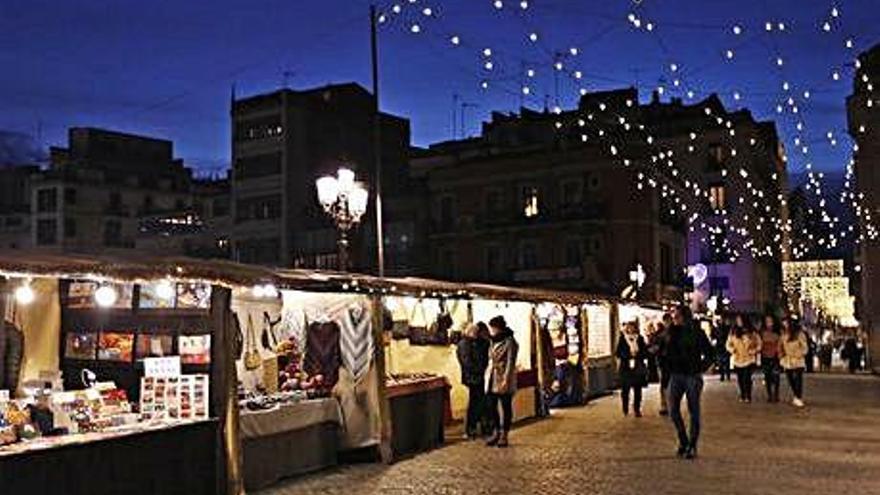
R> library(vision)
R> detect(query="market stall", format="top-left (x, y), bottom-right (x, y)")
top-left (584, 302), bottom-right (617, 396)
top-left (0, 262), bottom-right (231, 495)
top-left (232, 289), bottom-right (381, 491)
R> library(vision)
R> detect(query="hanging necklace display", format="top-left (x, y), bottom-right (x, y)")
top-left (243, 314), bottom-right (261, 371)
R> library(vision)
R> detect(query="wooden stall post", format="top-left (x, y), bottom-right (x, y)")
top-left (370, 295), bottom-right (394, 463)
top-left (210, 286), bottom-right (244, 495)
top-left (580, 307), bottom-right (590, 404)
top-left (531, 307), bottom-right (546, 417)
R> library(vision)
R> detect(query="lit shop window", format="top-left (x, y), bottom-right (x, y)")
top-left (523, 187), bottom-right (539, 218)
top-left (709, 184), bottom-right (726, 210)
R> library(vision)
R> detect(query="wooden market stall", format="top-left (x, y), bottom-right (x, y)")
top-left (0, 251), bottom-right (631, 494)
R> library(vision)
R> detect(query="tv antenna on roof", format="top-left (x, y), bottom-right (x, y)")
top-left (281, 70), bottom-right (296, 89)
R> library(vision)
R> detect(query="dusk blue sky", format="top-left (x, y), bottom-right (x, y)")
top-left (2, 0), bottom-right (879, 175)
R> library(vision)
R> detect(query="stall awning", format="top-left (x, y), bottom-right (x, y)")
top-left (0, 250), bottom-right (616, 305)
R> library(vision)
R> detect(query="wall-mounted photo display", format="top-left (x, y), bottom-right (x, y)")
top-left (176, 283), bottom-right (211, 309)
top-left (66, 282), bottom-right (97, 309)
top-left (97, 331), bottom-right (135, 362)
top-left (138, 282), bottom-right (177, 309)
top-left (179, 335), bottom-right (211, 364)
top-left (64, 332), bottom-right (98, 360)
top-left (136, 333), bottom-right (175, 360)
top-left (67, 281), bottom-right (134, 309)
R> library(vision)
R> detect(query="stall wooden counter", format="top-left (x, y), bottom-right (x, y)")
top-left (239, 397), bottom-right (342, 491)
top-left (385, 375), bottom-right (449, 458)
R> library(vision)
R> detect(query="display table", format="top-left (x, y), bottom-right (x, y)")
top-left (240, 398), bottom-right (343, 491)
top-left (386, 376), bottom-right (449, 458)
top-left (0, 419), bottom-right (218, 495)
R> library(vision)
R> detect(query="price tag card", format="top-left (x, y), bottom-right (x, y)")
top-left (144, 356), bottom-right (182, 378)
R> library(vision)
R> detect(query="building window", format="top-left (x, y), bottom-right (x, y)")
top-left (64, 218), bottom-right (77, 238)
top-left (519, 241), bottom-right (538, 269)
top-left (587, 174), bottom-right (602, 192)
top-left (143, 195), bottom-right (154, 212)
top-left (709, 184), bottom-right (726, 210)
top-left (37, 188), bottom-right (57, 213)
top-left (439, 248), bottom-right (456, 278)
top-left (486, 245), bottom-right (503, 279)
top-left (561, 180), bottom-right (582, 207)
top-left (586, 235), bottom-right (604, 255)
top-left (438, 196), bottom-right (455, 230)
top-left (236, 238), bottom-right (280, 264)
top-left (235, 195), bottom-right (282, 222)
top-left (108, 191), bottom-right (123, 213)
top-left (565, 239), bottom-right (582, 266)
top-left (103, 220), bottom-right (123, 247)
top-left (485, 190), bottom-right (502, 215)
top-left (707, 143), bottom-right (724, 171)
top-left (235, 116), bottom-right (283, 142)
top-left (64, 187), bottom-right (77, 206)
top-left (36, 219), bottom-right (57, 245)
top-left (523, 187), bottom-right (539, 218)
top-left (235, 152), bottom-right (283, 180)
top-left (213, 197), bottom-right (230, 217)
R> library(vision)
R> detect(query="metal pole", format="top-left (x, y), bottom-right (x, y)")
top-left (338, 230), bottom-right (350, 272)
top-left (370, 5), bottom-right (385, 278)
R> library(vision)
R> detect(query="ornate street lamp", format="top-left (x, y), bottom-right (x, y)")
top-left (316, 168), bottom-right (369, 272)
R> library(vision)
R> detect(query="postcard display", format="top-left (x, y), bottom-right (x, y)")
top-left (59, 279), bottom-right (214, 405)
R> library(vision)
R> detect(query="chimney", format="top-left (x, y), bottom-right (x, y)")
top-left (651, 90), bottom-right (661, 104)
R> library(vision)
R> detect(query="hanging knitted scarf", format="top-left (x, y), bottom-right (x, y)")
top-left (339, 302), bottom-right (373, 383)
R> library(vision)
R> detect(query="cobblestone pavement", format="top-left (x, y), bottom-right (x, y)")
top-left (261, 374), bottom-right (880, 495)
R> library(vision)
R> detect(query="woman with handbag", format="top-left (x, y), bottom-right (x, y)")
top-left (616, 321), bottom-right (649, 417)
top-left (779, 317), bottom-right (808, 408)
top-left (486, 316), bottom-right (518, 448)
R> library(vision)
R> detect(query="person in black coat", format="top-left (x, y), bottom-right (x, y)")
top-left (616, 321), bottom-right (649, 417)
top-left (457, 322), bottom-right (490, 438)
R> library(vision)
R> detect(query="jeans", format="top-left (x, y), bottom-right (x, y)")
top-left (668, 373), bottom-right (704, 449)
top-left (659, 367), bottom-right (670, 412)
top-left (762, 358), bottom-right (780, 401)
top-left (465, 384), bottom-right (486, 435)
top-left (488, 393), bottom-right (513, 432)
top-left (717, 353), bottom-right (731, 381)
top-left (621, 383), bottom-right (642, 415)
top-left (734, 365), bottom-right (755, 401)
top-left (785, 368), bottom-right (804, 399)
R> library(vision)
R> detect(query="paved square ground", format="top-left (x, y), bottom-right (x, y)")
top-left (261, 374), bottom-right (880, 495)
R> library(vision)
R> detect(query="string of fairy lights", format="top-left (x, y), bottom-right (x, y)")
top-left (373, 0), bottom-right (878, 263)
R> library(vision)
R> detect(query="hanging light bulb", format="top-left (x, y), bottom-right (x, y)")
top-left (95, 285), bottom-right (119, 308)
top-left (14, 281), bottom-right (35, 305)
top-left (155, 279), bottom-right (175, 301)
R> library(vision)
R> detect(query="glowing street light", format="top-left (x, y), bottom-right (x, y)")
top-left (316, 168), bottom-right (369, 271)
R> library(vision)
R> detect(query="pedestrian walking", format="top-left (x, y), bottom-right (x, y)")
top-left (616, 321), bottom-right (649, 417)
top-left (665, 305), bottom-right (715, 460)
top-left (714, 317), bottom-right (732, 382)
top-left (486, 316), bottom-right (519, 448)
top-left (819, 330), bottom-right (833, 372)
top-left (456, 322), bottom-right (490, 439)
top-left (726, 314), bottom-right (761, 403)
top-left (648, 314), bottom-right (672, 415)
top-left (760, 314), bottom-right (782, 403)
top-left (779, 317), bottom-right (807, 408)
top-left (842, 335), bottom-right (859, 374)
top-left (805, 332), bottom-right (817, 373)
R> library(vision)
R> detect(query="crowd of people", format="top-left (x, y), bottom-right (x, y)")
top-left (618, 305), bottom-right (820, 460)
top-left (454, 304), bottom-right (867, 456)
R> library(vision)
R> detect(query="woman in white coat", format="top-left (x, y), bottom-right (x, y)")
top-left (779, 317), bottom-right (808, 408)
top-left (726, 314), bottom-right (761, 403)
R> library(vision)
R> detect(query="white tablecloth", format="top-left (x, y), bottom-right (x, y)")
top-left (239, 398), bottom-right (342, 440)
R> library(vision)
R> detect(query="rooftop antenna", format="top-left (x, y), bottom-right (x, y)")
top-left (452, 93), bottom-right (460, 139)
top-left (461, 101), bottom-right (479, 138)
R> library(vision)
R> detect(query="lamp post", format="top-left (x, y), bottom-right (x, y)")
top-left (316, 168), bottom-right (369, 272)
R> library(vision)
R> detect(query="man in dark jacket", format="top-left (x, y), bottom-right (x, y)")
top-left (456, 322), bottom-right (490, 438)
top-left (665, 305), bottom-right (714, 460)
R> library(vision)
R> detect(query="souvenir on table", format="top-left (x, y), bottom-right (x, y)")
top-left (97, 332), bottom-right (134, 362)
top-left (179, 335), bottom-right (211, 364)
top-left (176, 283), bottom-right (211, 309)
top-left (64, 332), bottom-right (98, 360)
top-left (138, 282), bottom-right (177, 309)
top-left (66, 282), bottom-right (98, 309)
top-left (136, 333), bottom-right (174, 359)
